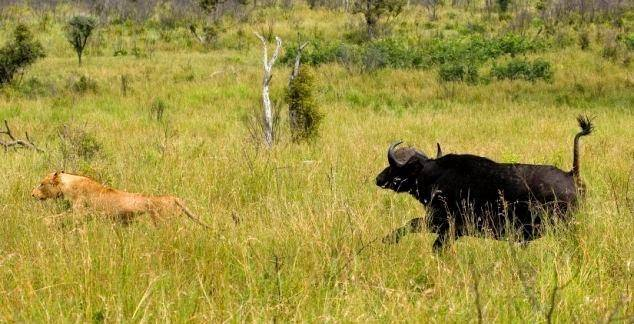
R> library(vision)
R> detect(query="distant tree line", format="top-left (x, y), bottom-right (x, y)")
top-left (0, 0), bottom-right (629, 24)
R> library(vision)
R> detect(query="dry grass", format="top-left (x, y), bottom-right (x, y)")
top-left (0, 4), bottom-right (633, 322)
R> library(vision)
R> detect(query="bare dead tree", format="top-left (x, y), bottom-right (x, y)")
top-left (0, 120), bottom-right (44, 153)
top-left (289, 42), bottom-right (309, 85)
top-left (254, 32), bottom-right (282, 148)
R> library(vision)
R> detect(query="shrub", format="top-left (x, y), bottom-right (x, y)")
top-left (438, 62), bottom-right (479, 83)
top-left (497, 0), bottom-right (510, 13)
top-left (625, 33), bottom-right (634, 50)
top-left (0, 24), bottom-right (45, 86)
top-left (361, 38), bottom-right (424, 70)
top-left (58, 125), bottom-right (102, 161)
top-left (69, 74), bottom-right (98, 93)
top-left (579, 30), bottom-right (590, 50)
top-left (66, 15), bottom-right (98, 65)
top-left (286, 67), bottom-right (322, 142)
top-left (150, 98), bottom-right (168, 122)
top-left (491, 58), bottom-right (553, 81)
top-left (281, 40), bottom-right (345, 66)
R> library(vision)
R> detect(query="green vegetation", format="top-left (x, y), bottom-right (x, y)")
top-left (0, 1), bottom-right (632, 322)
top-left (286, 66), bottom-right (322, 141)
top-left (0, 24), bottom-right (44, 85)
top-left (491, 58), bottom-right (553, 82)
top-left (65, 15), bottom-right (98, 65)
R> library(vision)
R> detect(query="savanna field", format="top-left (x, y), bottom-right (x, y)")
top-left (0, 1), bottom-right (633, 322)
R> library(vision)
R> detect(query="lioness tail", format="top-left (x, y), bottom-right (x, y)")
top-left (175, 199), bottom-right (212, 230)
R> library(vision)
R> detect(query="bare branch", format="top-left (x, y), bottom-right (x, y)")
top-left (189, 25), bottom-right (205, 44)
top-left (289, 42), bottom-right (309, 85)
top-left (0, 120), bottom-right (44, 153)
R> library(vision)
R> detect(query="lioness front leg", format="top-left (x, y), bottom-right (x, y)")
top-left (382, 217), bottom-right (425, 244)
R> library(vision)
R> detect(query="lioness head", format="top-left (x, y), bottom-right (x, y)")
top-left (32, 172), bottom-right (63, 200)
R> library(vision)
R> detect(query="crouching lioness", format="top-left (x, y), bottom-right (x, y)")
top-left (32, 171), bottom-right (210, 228)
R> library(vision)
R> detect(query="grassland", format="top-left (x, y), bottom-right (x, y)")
top-left (1, 4), bottom-right (633, 322)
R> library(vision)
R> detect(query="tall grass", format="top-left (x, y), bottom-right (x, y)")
top-left (0, 4), bottom-right (633, 322)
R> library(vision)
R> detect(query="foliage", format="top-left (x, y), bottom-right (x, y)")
top-left (66, 15), bottom-right (98, 65)
top-left (69, 74), bottom-right (98, 93)
top-left (286, 67), bottom-right (322, 142)
top-left (491, 58), bottom-right (553, 81)
top-left (352, 0), bottom-right (406, 38)
top-left (58, 124), bottom-right (103, 162)
top-left (282, 33), bottom-right (544, 72)
top-left (497, 0), bottom-right (510, 13)
top-left (625, 33), bottom-right (634, 50)
top-left (150, 97), bottom-right (168, 122)
top-left (438, 62), bottom-right (479, 83)
top-left (281, 40), bottom-right (351, 66)
top-left (578, 30), bottom-right (590, 50)
top-left (0, 24), bottom-right (45, 86)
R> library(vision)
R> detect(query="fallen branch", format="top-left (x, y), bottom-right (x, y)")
top-left (0, 120), bottom-right (44, 153)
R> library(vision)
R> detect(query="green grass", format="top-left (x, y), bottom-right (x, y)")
top-left (1, 4), bottom-right (633, 322)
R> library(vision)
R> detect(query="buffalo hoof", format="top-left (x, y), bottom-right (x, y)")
top-left (382, 233), bottom-right (401, 245)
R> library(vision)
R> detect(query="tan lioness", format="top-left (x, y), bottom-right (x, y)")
top-left (32, 171), bottom-right (210, 228)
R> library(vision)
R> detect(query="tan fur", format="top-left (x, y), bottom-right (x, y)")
top-left (32, 172), bottom-right (209, 228)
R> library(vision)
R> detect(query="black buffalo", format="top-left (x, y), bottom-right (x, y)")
top-left (376, 116), bottom-right (593, 251)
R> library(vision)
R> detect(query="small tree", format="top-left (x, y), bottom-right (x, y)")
top-left (66, 15), bottom-right (97, 65)
top-left (287, 66), bottom-right (322, 142)
top-left (497, 0), bottom-right (510, 13)
top-left (352, 0), bottom-right (406, 39)
top-left (0, 24), bottom-right (45, 86)
top-left (422, 0), bottom-right (444, 20)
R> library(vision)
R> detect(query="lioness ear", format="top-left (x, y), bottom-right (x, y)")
top-left (52, 171), bottom-right (61, 184)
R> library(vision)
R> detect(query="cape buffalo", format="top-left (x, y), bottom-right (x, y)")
top-left (376, 116), bottom-right (593, 251)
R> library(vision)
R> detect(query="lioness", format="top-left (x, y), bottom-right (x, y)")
top-left (32, 171), bottom-right (210, 228)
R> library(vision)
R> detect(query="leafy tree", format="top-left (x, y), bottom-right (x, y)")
top-left (0, 24), bottom-right (45, 86)
top-left (352, 0), bottom-right (406, 39)
top-left (286, 67), bottom-right (322, 142)
top-left (497, 0), bottom-right (510, 13)
top-left (66, 15), bottom-right (97, 65)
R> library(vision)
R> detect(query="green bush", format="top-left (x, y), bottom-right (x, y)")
top-left (491, 58), bottom-right (553, 81)
top-left (58, 125), bottom-right (103, 161)
top-left (623, 33), bottom-right (634, 50)
top-left (361, 38), bottom-right (425, 70)
top-left (0, 24), bottom-right (45, 86)
top-left (497, 0), bottom-right (510, 13)
top-left (281, 40), bottom-right (345, 66)
top-left (579, 30), bottom-right (591, 50)
top-left (69, 74), bottom-right (98, 93)
top-left (438, 62), bottom-right (479, 83)
top-left (286, 67), bottom-right (322, 142)
top-left (282, 33), bottom-right (544, 72)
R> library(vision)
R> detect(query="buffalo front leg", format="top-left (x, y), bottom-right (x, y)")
top-left (432, 229), bottom-right (449, 252)
top-left (382, 218), bottom-right (425, 244)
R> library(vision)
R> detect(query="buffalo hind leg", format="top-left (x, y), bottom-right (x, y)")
top-left (432, 227), bottom-right (461, 253)
top-left (382, 218), bottom-right (425, 244)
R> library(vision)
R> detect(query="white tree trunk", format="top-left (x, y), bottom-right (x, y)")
top-left (254, 33), bottom-right (282, 148)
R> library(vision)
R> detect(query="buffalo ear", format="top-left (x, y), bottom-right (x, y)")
top-left (436, 143), bottom-right (442, 158)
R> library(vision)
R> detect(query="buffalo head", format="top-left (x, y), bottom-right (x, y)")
top-left (375, 142), bottom-right (438, 193)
